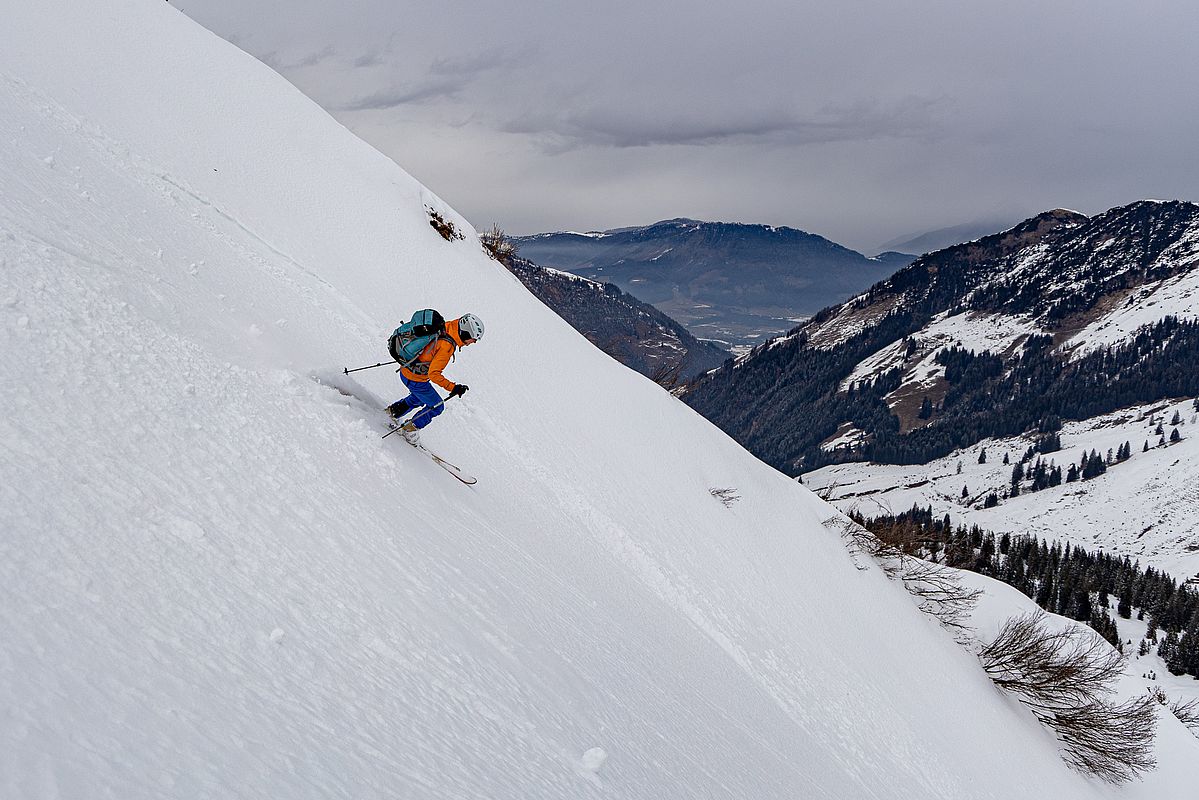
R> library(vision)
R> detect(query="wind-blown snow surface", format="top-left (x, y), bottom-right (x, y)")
top-left (1, 3), bottom-right (1196, 797)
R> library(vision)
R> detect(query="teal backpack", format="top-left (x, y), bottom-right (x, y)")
top-left (388, 309), bottom-right (446, 368)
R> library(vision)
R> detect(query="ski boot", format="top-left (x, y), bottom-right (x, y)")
top-left (385, 399), bottom-right (411, 420)
top-left (399, 421), bottom-right (421, 445)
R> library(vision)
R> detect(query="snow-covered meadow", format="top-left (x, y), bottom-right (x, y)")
top-left (807, 398), bottom-right (1199, 581)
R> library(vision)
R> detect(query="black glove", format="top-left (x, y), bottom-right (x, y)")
top-left (449, 384), bottom-right (469, 398)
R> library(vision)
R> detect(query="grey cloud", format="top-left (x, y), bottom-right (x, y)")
top-left (339, 76), bottom-right (468, 110)
top-left (506, 97), bottom-right (947, 152)
top-left (286, 44), bottom-right (336, 69)
top-left (352, 51), bottom-right (384, 68)
top-left (429, 48), bottom-right (524, 77)
top-left (181, 0), bottom-right (1199, 251)
top-left (339, 47), bottom-right (523, 111)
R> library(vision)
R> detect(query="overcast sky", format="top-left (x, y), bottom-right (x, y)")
top-left (177, 0), bottom-right (1199, 253)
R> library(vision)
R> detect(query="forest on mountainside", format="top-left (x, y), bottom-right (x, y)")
top-left (688, 316), bottom-right (1199, 473)
top-left (855, 506), bottom-right (1199, 680)
top-left (683, 202), bottom-right (1199, 474)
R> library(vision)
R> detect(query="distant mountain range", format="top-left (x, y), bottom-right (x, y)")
top-left (877, 218), bottom-right (1023, 256)
top-left (515, 220), bottom-right (914, 351)
top-left (504, 258), bottom-right (731, 382)
top-left (681, 200), bottom-right (1199, 475)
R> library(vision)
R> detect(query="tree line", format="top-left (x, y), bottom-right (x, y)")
top-left (852, 505), bottom-right (1199, 680)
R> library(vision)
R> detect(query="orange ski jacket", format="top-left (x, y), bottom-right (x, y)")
top-left (400, 318), bottom-right (466, 392)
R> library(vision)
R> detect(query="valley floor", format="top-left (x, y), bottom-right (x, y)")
top-left (806, 398), bottom-right (1199, 581)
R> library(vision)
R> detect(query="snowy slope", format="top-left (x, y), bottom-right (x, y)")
top-left (1067, 265), bottom-right (1199, 357)
top-left (826, 204), bottom-right (1199, 387)
top-left (2, 3), bottom-right (1196, 798)
top-left (806, 399), bottom-right (1199, 581)
top-left (957, 572), bottom-right (1199, 764)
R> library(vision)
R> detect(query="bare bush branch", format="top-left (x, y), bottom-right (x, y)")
top-left (479, 223), bottom-right (518, 265)
top-left (980, 612), bottom-right (1157, 782)
top-left (709, 487), bottom-right (740, 508)
top-left (823, 516), bottom-right (873, 572)
top-left (1157, 691), bottom-right (1199, 735)
top-left (898, 557), bottom-right (983, 637)
top-left (829, 516), bottom-right (978, 638)
top-left (981, 613), bottom-right (1123, 704)
top-left (1052, 694), bottom-right (1157, 781)
top-left (650, 358), bottom-right (686, 389)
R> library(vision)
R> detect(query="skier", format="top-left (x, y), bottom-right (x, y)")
top-left (386, 312), bottom-right (484, 444)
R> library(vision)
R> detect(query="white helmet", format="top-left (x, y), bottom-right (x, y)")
top-left (458, 313), bottom-right (484, 343)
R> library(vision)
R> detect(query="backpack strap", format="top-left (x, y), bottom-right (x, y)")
top-left (403, 334), bottom-right (455, 375)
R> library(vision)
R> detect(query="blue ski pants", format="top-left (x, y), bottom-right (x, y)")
top-left (397, 374), bottom-right (446, 429)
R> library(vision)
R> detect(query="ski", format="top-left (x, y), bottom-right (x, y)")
top-left (410, 441), bottom-right (477, 485)
top-left (387, 424), bottom-right (477, 484)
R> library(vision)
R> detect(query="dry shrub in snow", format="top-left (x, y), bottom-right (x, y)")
top-left (1156, 690), bottom-right (1199, 735)
top-left (980, 612), bottom-right (1157, 782)
top-left (896, 556), bottom-right (982, 638)
top-left (830, 516), bottom-right (979, 639)
top-left (651, 358), bottom-right (686, 390)
top-left (426, 206), bottom-right (464, 242)
top-left (479, 223), bottom-right (518, 266)
top-left (709, 487), bottom-right (741, 507)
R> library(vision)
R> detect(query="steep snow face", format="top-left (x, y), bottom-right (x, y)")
top-left (2, 3), bottom-right (1196, 799)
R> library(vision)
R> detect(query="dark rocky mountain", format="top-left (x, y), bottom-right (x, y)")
top-left (505, 258), bottom-right (731, 383)
top-left (515, 220), bottom-right (914, 351)
top-left (680, 201), bottom-right (1199, 475)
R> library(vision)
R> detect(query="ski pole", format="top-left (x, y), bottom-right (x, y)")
top-left (343, 361), bottom-right (394, 375)
top-left (381, 393), bottom-right (460, 439)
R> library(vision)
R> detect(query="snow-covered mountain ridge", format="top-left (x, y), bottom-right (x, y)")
top-left (2, 2), bottom-right (1196, 797)
top-left (682, 202), bottom-right (1199, 476)
top-left (801, 202), bottom-right (1199, 355)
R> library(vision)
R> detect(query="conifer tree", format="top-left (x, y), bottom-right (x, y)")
top-left (1117, 587), bottom-right (1132, 619)
top-left (918, 396), bottom-right (933, 419)
top-left (1036, 572), bottom-right (1055, 609)
top-left (1160, 628), bottom-right (1179, 666)
top-left (1175, 622), bottom-right (1199, 676)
